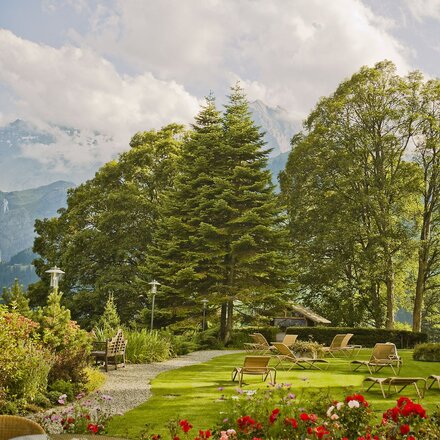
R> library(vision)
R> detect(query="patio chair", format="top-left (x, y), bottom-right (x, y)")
top-left (363, 376), bottom-right (426, 399)
top-left (323, 334), bottom-right (362, 357)
top-left (232, 355), bottom-right (276, 387)
top-left (427, 375), bottom-right (440, 390)
top-left (281, 334), bottom-right (298, 348)
top-left (244, 333), bottom-right (276, 354)
top-left (0, 415), bottom-right (45, 440)
top-left (350, 343), bottom-right (402, 375)
top-left (272, 342), bottom-right (329, 371)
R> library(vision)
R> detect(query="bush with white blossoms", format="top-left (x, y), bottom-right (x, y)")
top-left (39, 391), bottom-right (113, 434)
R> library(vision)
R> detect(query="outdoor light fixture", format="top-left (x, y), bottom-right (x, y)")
top-left (201, 298), bottom-right (209, 331)
top-left (148, 279), bottom-right (161, 330)
top-left (45, 266), bottom-right (65, 290)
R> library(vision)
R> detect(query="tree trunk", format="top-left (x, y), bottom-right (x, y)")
top-left (220, 302), bottom-right (227, 342)
top-left (370, 282), bottom-right (384, 328)
top-left (385, 257), bottom-right (395, 329)
top-left (413, 238), bottom-right (430, 332)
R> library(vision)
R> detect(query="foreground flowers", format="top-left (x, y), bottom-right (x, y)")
top-left (150, 385), bottom-right (440, 439)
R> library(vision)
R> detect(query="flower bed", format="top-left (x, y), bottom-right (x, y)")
top-left (149, 385), bottom-right (440, 439)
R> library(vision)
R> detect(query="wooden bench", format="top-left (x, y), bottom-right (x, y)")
top-left (91, 329), bottom-right (127, 372)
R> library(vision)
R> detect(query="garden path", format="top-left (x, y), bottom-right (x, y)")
top-left (99, 350), bottom-right (241, 415)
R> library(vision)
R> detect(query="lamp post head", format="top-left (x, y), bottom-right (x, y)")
top-left (148, 279), bottom-right (161, 294)
top-left (45, 266), bottom-right (65, 289)
top-left (201, 298), bottom-right (209, 308)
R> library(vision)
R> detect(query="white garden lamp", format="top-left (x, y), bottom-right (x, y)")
top-left (149, 279), bottom-right (161, 330)
top-left (45, 266), bottom-right (65, 290)
top-left (201, 298), bottom-right (209, 331)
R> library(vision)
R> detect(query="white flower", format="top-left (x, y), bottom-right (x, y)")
top-left (326, 405), bottom-right (335, 417)
top-left (348, 399), bottom-right (360, 408)
top-left (246, 390), bottom-right (256, 396)
top-left (336, 402), bottom-right (344, 410)
top-left (331, 413), bottom-right (339, 420)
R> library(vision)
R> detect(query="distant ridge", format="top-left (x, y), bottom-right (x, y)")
top-left (0, 180), bottom-right (73, 262)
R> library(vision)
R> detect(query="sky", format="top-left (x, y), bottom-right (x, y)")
top-left (0, 0), bottom-right (439, 180)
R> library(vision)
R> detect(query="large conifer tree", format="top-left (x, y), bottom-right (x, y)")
top-left (153, 86), bottom-right (288, 341)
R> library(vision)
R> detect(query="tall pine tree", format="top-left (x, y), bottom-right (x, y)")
top-left (152, 86), bottom-right (289, 342)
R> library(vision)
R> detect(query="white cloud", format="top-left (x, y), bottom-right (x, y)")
top-left (0, 28), bottom-right (199, 170)
top-left (404, 0), bottom-right (440, 21)
top-left (76, 0), bottom-right (412, 117)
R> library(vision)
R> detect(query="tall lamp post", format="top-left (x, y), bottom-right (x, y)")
top-left (45, 266), bottom-right (65, 292)
top-left (149, 279), bottom-right (160, 330)
top-left (201, 298), bottom-right (209, 331)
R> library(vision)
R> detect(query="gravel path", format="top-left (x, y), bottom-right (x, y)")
top-left (99, 350), bottom-right (240, 415)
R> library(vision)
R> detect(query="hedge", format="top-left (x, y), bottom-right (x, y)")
top-left (413, 343), bottom-right (440, 361)
top-left (285, 326), bottom-right (427, 348)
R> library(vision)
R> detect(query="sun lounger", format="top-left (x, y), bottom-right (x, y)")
top-left (427, 375), bottom-right (440, 390)
top-left (363, 376), bottom-right (426, 399)
top-left (351, 343), bottom-right (402, 375)
top-left (272, 342), bottom-right (329, 371)
top-left (323, 334), bottom-right (362, 357)
top-left (244, 333), bottom-right (276, 354)
top-left (232, 355), bottom-right (276, 387)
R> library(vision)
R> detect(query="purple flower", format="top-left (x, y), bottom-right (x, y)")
top-left (288, 393), bottom-right (296, 400)
top-left (58, 394), bottom-right (67, 405)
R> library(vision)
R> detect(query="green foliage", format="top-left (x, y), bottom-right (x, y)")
top-left (1, 278), bottom-right (31, 315)
top-left (413, 343), bottom-right (440, 361)
top-left (152, 87), bottom-right (289, 342)
top-left (124, 329), bottom-right (173, 363)
top-left (291, 340), bottom-right (325, 358)
top-left (96, 293), bottom-right (121, 338)
top-left (34, 289), bottom-right (92, 387)
top-left (49, 379), bottom-right (75, 402)
top-left (31, 124), bottom-right (186, 325)
top-left (83, 367), bottom-right (106, 393)
top-left (0, 306), bottom-right (54, 412)
top-left (280, 61), bottom-right (426, 329)
top-left (286, 326), bottom-right (428, 348)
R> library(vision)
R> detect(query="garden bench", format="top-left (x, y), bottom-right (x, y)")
top-left (91, 329), bottom-right (127, 372)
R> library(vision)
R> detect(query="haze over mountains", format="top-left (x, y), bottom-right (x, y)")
top-left (0, 100), bottom-right (297, 288)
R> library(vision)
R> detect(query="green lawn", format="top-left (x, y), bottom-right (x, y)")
top-left (106, 350), bottom-right (440, 438)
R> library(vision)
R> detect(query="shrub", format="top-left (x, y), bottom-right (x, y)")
top-left (285, 326), bottom-right (427, 348)
top-left (124, 329), bottom-right (173, 363)
top-left (49, 379), bottom-right (75, 402)
top-left (413, 343), bottom-right (440, 361)
top-left (84, 367), bottom-right (106, 393)
top-left (291, 340), bottom-right (325, 358)
top-left (0, 306), bottom-right (53, 412)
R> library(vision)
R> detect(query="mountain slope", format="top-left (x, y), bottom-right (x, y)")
top-left (0, 180), bottom-right (73, 262)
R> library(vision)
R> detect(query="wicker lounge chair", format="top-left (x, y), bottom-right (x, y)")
top-left (232, 355), bottom-right (276, 387)
top-left (350, 343), bottom-right (402, 375)
top-left (363, 376), bottom-right (426, 399)
top-left (272, 342), bottom-right (329, 370)
top-left (427, 375), bottom-right (440, 390)
top-left (0, 415), bottom-right (45, 440)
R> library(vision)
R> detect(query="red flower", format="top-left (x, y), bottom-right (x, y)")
top-left (314, 425), bottom-right (330, 439)
top-left (66, 417), bottom-right (75, 425)
top-left (284, 417), bottom-right (298, 428)
top-left (300, 413), bottom-right (310, 421)
top-left (346, 393), bottom-right (369, 407)
top-left (151, 435), bottom-right (161, 440)
top-left (237, 415), bottom-right (256, 433)
top-left (87, 423), bottom-right (99, 434)
top-left (197, 430), bottom-right (211, 439)
top-left (173, 436), bottom-right (180, 440)
top-left (400, 424), bottom-right (410, 435)
top-left (269, 408), bottom-right (280, 424)
top-left (408, 436), bottom-right (416, 440)
top-left (179, 420), bottom-right (193, 433)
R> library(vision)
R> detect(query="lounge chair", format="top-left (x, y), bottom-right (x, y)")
top-left (0, 415), bottom-right (45, 440)
top-left (281, 334), bottom-right (298, 348)
top-left (427, 375), bottom-right (440, 390)
top-left (350, 343), bottom-right (402, 375)
top-left (323, 334), bottom-right (362, 357)
top-left (272, 342), bottom-right (329, 371)
top-left (244, 333), bottom-right (276, 354)
top-left (363, 376), bottom-right (426, 399)
top-left (232, 356), bottom-right (276, 387)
